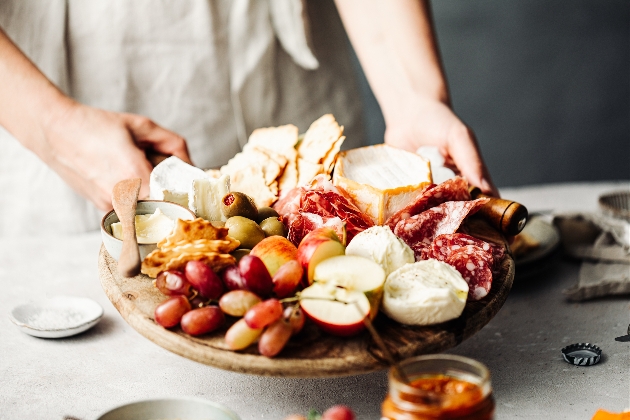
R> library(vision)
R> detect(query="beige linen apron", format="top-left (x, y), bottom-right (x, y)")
top-left (0, 0), bottom-right (363, 236)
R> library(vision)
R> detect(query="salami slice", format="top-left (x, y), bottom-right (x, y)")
top-left (445, 245), bottom-right (494, 301)
top-left (429, 233), bottom-right (505, 270)
top-left (394, 198), bottom-right (490, 259)
top-left (385, 177), bottom-right (471, 230)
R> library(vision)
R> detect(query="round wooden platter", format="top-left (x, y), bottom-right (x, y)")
top-left (98, 228), bottom-right (514, 378)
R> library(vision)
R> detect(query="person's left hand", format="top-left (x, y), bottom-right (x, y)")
top-left (383, 97), bottom-right (499, 197)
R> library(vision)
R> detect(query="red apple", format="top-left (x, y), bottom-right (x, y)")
top-left (272, 260), bottom-right (303, 298)
top-left (299, 282), bottom-right (370, 336)
top-left (297, 227), bottom-right (345, 285)
top-left (239, 255), bottom-right (273, 297)
top-left (250, 236), bottom-right (298, 276)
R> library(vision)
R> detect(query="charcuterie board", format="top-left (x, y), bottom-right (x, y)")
top-left (98, 219), bottom-right (514, 378)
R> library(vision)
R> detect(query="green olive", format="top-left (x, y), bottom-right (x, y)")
top-left (259, 217), bottom-right (286, 237)
top-left (225, 216), bottom-right (266, 249)
top-left (221, 192), bottom-right (258, 220)
top-left (230, 249), bottom-right (251, 263)
top-left (256, 207), bottom-right (279, 224)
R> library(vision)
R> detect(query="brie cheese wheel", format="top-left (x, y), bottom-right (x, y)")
top-left (188, 174), bottom-right (231, 222)
top-left (332, 145), bottom-right (432, 225)
top-left (345, 226), bottom-right (414, 277)
top-left (149, 156), bottom-right (210, 207)
top-left (382, 260), bottom-right (468, 326)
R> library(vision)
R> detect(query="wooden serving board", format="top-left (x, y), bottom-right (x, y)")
top-left (99, 220), bottom-right (514, 378)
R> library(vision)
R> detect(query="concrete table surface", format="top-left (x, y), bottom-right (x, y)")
top-left (1, 181), bottom-right (628, 419)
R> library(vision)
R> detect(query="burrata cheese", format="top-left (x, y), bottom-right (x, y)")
top-left (346, 226), bottom-right (414, 276)
top-left (382, 259), bottom-right (468, 325)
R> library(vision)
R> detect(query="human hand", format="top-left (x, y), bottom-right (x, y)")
top-left (41, 100), bottom-right (191, 210)
top-left (383, 97), bottom-right (499, 196)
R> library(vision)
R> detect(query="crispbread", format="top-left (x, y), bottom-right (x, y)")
top-left (142, 250), bottom-right (236, 278)
top-left (167, 238), bottom-right (240, 254)
top-left (322, 135), bottom-right (345, 175)
top-left (298, 114), bottom-right (344, 164)
top-left (157, 218), bottom-right (228, 249)
top-left (229, 165), bottom-right (278, 207)
top-left (297, 158), bottom-right (324, 187)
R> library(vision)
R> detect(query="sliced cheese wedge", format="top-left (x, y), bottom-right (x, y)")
top-left (332, 144), bottom-right (432, 225)
top-left (150, 156), bottom-right (210, 207)
top-left (188, 174), bottom-right (231, 222)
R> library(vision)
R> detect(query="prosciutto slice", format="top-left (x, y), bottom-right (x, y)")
top-left (394, 198), bottom-right (489, 260)
top-left (385, 177), bottom-right (471, 230)
top-left (286, 212), bottom-right (345, 246)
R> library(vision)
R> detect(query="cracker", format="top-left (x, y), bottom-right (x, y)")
top-left (229, 165), bottom-right (278, 207)
top-left (322, 135), bottom-right (345, 175)
top-left (297, 158), bottom-right (324, 187)
top-left (298, 114), bottom-right (343, 164)
top-left (142, 250), bottom-right (236, 278)
top-left (246, 124), bottom-right (299, 156)
top-left (157, 218), bottom-right (228, 249)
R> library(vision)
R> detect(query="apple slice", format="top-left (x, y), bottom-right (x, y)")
top-left (250, 236), bottom-right (298, 276)
top-left (313, 255), bottom-right (385, 320)
top-left (297, 227), bottom-right (345, 285)
top-left (300, 282), bottom-right (370, 336)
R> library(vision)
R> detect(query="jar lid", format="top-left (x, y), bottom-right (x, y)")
top-left (561, 343), bottom-right (602, 366)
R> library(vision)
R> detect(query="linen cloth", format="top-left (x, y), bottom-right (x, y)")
top-left (0, 0), bottom-right (363, 235)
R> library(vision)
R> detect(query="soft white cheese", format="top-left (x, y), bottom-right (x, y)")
top-left (188, 174), bottom-right (231, 221)
top-left (345, 226), bottom-right (414, 277)
top-left (149, 156), bottom-right (209, 207)
top-left (111, 208), bottom-right (175, 244)
top-left (382, 260), bottom-right (468, 326)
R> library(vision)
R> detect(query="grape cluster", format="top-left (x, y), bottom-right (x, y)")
top-left (152, 255), bottom-right (304, 358)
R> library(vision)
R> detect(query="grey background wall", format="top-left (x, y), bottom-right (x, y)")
top-left (355, 0), bottom-right (630, 188)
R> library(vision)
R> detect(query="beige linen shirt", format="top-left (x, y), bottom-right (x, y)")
top-left (0, 0), bottom-right (363, 235)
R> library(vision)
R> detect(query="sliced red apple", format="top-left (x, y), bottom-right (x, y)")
top-left (299, 282), bottom-right (370, 336)
top-left (313, 255), bottom-right (385, 320)
top-left (250, 236), bottom-right (298, 276)
top-left (297, 227), bottom-right (345, 285)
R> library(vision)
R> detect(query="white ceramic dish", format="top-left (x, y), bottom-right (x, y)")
top-left (95, 397), bottom-right (241, 420)
top-left (9, 296), bottom-right (104, 338)
top-left (515, 215), bottom-right (561, 266)
top-left (101, 200), bottom-right (196, 261)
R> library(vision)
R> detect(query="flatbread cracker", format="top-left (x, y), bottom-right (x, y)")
top-left (229, 165), bottom-right (278, 207)
top-left (322, 135), bottom-right (345, 175)
top-left (246, 124), bottom-right (299, 156)
top-left (298, 114), bottom-right (343, 164)
top-left (142, 250), bottom-right (236, 278)
top-left (297, 158), bottom-right (324, 187)
top-left (157, 218), bottom-right (228, 249)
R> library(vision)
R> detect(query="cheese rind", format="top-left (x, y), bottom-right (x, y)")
top-left (333, 145), bottom-right (432, 225)
top-left (149, 156), bottom-right (209, 207)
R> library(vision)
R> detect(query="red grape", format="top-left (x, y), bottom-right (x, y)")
top-left (322, 405), bottom-right (355, 420)
top-left (258, 319), bottom-right (293, 357)
top-left (239, 255), bottom-right (273, 297)
top-left (244, 299), bottom-right (283, 329)
top-left (155, 270), bottom-right (191, 296)
top-left (224, 318), bottom-right (263, 350)
top-left (181, 306), bottom-right (224, 336)
top-left (219, 290), bottom-right (262, 317)
top-left (184, 260), bottom-right (224, 299)
top-left (154, 295), bottom-right (191, 328)
top-left (272, 260), bottom-right (303, 298)
top-left (283, 305), bottom-right (305, 335)
top-left (221, 265), bottom-right (247, 291)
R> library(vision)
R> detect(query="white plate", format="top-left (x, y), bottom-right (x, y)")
top-left (96, 397), bottom-right (241, 420)
top-left (515, 215), bottom-right (561, 267)
top-left (9, 296), bottom-right (103, 338)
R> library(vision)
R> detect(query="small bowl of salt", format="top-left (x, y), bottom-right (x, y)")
top-left (9, 296), bottom-right (103, 338)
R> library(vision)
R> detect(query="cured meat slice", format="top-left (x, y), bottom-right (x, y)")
top-left (285, 212), bottom-right (345, 246)
top-left (385, 177), bottom-right (471, 230)
top-left (445, 245), bottom-right (494, 301)
top-left (394, 198), bottom-right (490, 259)
top-left (429, 233), bottom-right (505, 270)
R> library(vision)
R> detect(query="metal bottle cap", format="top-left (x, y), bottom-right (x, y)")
top-left (561, 343), bottom-right (602, 366)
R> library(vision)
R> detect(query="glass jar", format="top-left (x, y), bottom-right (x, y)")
top-left (381, 354), bottom-right (495, 420)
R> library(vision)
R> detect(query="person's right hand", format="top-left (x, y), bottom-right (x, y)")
top-left (41, 100), bottom-right (191, 210)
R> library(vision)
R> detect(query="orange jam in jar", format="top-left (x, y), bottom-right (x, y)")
top-left (382, 355), bottom-right (495, 420)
